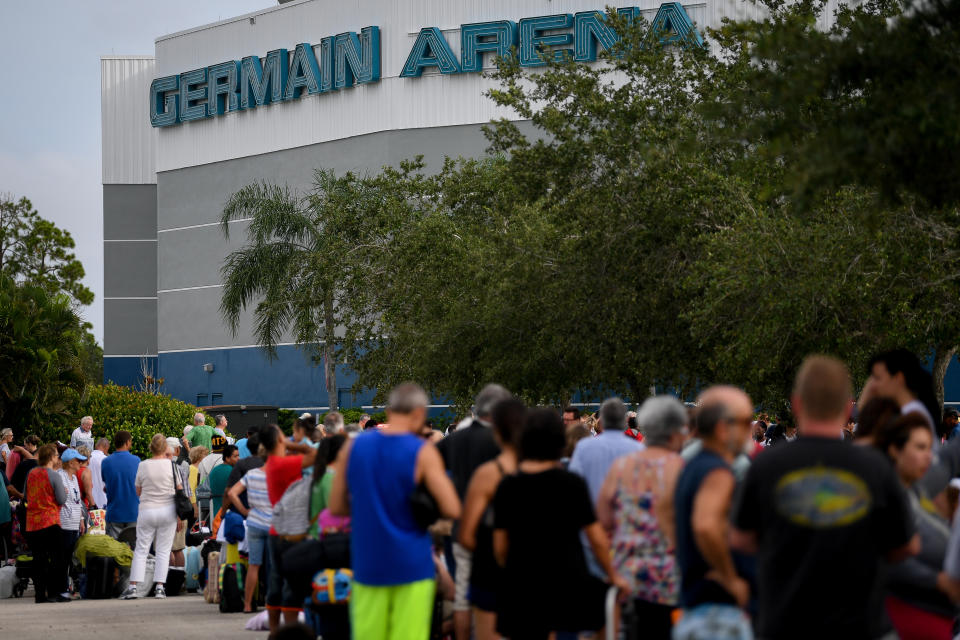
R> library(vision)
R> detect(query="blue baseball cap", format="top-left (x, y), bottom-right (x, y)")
top-left (61, 449), bottom-right (87, 463)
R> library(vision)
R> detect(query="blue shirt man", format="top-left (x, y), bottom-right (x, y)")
top-left (568, 398), bottom-right (644, 577)
top-left (100, 431), bottom-right (140, 537)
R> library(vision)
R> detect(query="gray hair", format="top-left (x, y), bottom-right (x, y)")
top-left (193, 412), bottom-right (206, 425)
top-left (95, 438), bottom-right (110, 451)
top-left (388, 382), bottom-right (430, 414)
top-left (81, 416), bottom-right (94, 426)
top-left (324, 411), bottom-right (345, 435)
top-left (344, 423), bottom-right (361, 434)
top-left (474, 383), bottom-right (511, 419)
top-left (599, 397), bottom-right (628, 432)
top-left (637, 396), bottom-right (688, 447)
top-left (215, 414), bottom-right (227, 427)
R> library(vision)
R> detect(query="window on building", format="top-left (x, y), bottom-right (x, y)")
top-left (197, 394), bottom-right (209, 406)
top-left (211, 393), bottom-right (223, 405)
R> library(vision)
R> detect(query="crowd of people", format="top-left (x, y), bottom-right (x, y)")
top-left (5, 347), bottom-right (960, 640)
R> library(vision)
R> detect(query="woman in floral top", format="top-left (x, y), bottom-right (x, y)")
top-left (25, 443), bottom-right (67, 603)
top-left (596, 396), bottom-right (689, 639)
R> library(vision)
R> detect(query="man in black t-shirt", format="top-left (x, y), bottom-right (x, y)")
top-left (732, 355), bottom-right (918, 640)
top-left (437, 383), bottom-right (511, 640)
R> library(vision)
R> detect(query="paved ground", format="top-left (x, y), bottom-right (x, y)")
top-left (0, 591), bottom-right (258, 638)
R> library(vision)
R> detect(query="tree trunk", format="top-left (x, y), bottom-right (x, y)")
top-left (932, 344), bottom-right (957, 415)
top-left (323, 293), bottom-right (338, 412)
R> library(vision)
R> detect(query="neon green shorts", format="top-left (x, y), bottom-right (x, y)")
top-left (350, 578), bottom-right (436, 640)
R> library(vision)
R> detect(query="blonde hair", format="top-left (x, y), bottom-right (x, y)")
top-left (149, 433), bottom-right (168, 457)
top-left (189, 446), bottom-right (209, 465)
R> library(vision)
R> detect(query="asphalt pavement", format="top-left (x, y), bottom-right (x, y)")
top-left (0, 591), bottom-right (258, 638)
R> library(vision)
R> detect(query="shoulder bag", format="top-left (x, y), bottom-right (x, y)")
top-left (171, 461), bottom-right (194, 520)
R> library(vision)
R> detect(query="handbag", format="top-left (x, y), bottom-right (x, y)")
top-left (171, 462), bottom-right (194, 520)
top-left (409, 483), bottom-right (441, 530)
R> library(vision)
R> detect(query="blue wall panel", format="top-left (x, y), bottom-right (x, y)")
top-left (104, 356), bottom-right (156, 388)
top-left (157, 345), bottom-right (375, 410)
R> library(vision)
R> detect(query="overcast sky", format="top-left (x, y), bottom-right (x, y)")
top-left (0, 0), bottom-right (275, 343)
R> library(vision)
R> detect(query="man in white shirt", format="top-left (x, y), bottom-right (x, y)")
top-left (88, 437), bottom-right (110, 509)
top-left (70, 416), bottom-right (96, 452)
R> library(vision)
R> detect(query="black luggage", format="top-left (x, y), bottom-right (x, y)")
top-left (165, 567), bottom-right (186, 596)
top-left (84, 555), bottom-right (117, 599)
top-left (219, 563), bottom-right (246, 613)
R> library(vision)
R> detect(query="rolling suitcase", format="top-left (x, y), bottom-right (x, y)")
top-left (84, 554), bottom-right (117, 600)
top-left (185, 546), bottom-right (202, 591)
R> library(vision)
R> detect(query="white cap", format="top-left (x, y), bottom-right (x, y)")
top-left (166, 437), bottom-right (181, 451)
top-left (299, 412), bottom-right (312, 421)
top-left (183, 425), bottom-right (193, 436)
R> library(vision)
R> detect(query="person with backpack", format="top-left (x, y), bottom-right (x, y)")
top-left (329, 383), bottom-right (462, 640)
top-left (261, 424), bottom-right (317, 634)
top-left (226, 428), bottom-right (272, 613)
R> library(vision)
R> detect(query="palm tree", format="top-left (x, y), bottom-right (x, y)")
top-left (220, 170), bottom-right (380, 413)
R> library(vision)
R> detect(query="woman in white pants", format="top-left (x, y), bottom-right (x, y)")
top-left (121, 433), bottom-right (184, 599)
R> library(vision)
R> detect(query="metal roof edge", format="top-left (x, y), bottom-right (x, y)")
top-left (155, 0), bottom-right (313, 44)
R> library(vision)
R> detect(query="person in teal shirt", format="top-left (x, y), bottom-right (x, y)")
top-left (209, 445), bottom-right (239, 517)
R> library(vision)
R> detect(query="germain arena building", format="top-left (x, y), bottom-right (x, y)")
top-left (101, 0), bottom-right (827, 413)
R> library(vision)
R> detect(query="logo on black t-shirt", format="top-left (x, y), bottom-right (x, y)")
top-left (774, 466), bottom-right (872, 527)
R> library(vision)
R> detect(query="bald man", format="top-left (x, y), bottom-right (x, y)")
top-left (673, 386), bottom-right (755, 639)
top-left (681, 385), bottom-right (755, 482)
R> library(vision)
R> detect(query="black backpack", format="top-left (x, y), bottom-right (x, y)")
top-left (219, 563), bottom-right (246, 613)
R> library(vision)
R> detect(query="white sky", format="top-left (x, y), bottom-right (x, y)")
top-left (0, 0), bottom-right (276, 343)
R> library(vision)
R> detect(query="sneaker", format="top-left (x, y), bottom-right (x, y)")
top-left (120, 586), bottom-right (138, 600)
top-left (154, 584), bottom-right (166, 599)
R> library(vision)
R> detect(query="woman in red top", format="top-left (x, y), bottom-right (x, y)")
top-left (25, 443), bottom-right (68, 603)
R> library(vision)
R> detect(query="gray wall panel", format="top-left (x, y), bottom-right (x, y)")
top-left (104, 241), bottom-right (157, 297)
top-left (103, 184), bottom-right (157, 240)
top-left (158, 288), bottom-right (295, 351)
top-left (104, 299), bottom-right (158, 355)
top-left (158, 223), bottom-right (249, 292)
top-left (156, 122), bottom-right (537, 352)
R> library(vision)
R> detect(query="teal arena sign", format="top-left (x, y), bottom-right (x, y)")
top-left (150, 3), bottom-right (701, 127)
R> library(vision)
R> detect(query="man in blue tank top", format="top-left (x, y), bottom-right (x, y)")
top-left (674, 386), bottom-right (755, 640)
top-left (329, 382), bottom-right (461, 640)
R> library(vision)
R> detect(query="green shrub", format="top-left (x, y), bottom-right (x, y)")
top-left (40, 384), bottom-right (214, 458)
top-left (278, 409), bottom-right (296, 435)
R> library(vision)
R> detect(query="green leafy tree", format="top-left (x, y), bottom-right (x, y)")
top-left (686, 187), bottom-right (960, 410)
top-left (0, 194), bottom-right (94, 306)
top-left (79, 329), bottom-right (104, 385)
top-left (0, 276), bottom-right (86, 438)
top-left (695, 0), bottom-right (960, 407)
top-left (350, 14), bottom-right (750, 406)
